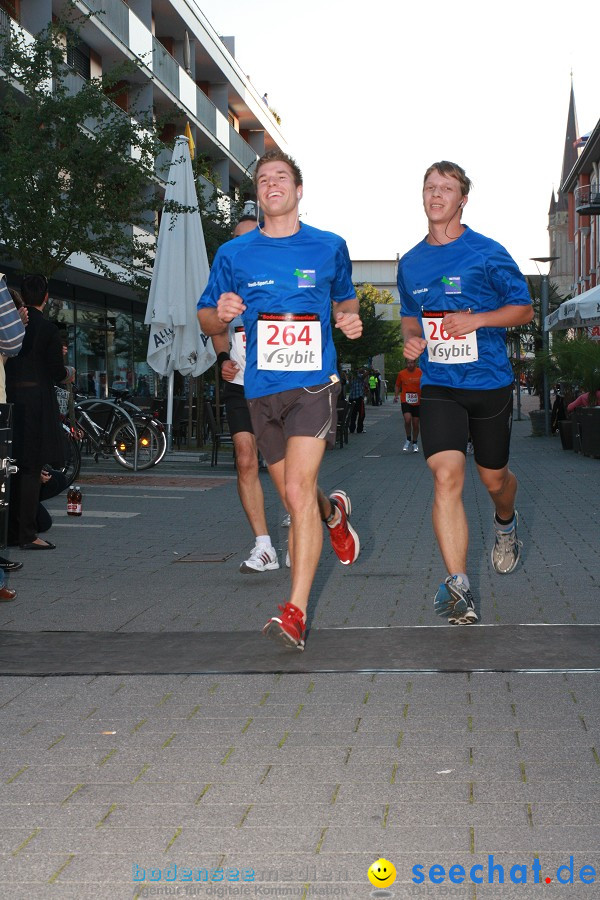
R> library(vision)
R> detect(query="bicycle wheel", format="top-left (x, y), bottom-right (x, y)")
top-left (110, 418), bottom-right (166, 470)
top-left (60, 427), bottom-right (82, 486)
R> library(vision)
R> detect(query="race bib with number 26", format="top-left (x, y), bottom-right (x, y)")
top-left (423, 310), bottom-right (478, 365)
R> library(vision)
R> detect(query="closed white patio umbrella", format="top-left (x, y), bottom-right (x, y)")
top-left (145, 135), bottom-right (215, 447)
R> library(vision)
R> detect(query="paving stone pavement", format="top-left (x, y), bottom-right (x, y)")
top-left (0, 394), bottom-right (599, 898)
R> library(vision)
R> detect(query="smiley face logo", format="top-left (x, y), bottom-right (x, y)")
top-left (367, 858), bottom-right (397, 888)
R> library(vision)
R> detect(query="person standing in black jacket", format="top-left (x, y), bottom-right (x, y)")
top-left (5, 275), bottom-right (74, 549)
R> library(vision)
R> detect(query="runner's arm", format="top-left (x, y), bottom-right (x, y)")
top-left (211, 331), bottom-right (238, 383)
top-left (198, 289), bottom-right (245, 335)
top-left (333, 298), bottom-right (362, 339)
top-left (442, 303), bottom-right (534, 338)
top-left (198, 306), bottom-right (227, 336)
top-left (401, 316), bottom-right (427, 361)
top-left (211, 331), bottom-right (229, 356)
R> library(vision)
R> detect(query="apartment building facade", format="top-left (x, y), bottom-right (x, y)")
top-left (0, 0), bottom-right (286, 396)
top-left (561, 120), bottom-right (600, 299)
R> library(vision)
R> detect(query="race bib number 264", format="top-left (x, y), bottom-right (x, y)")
top-left (257, 313), bottom-right (322, 371)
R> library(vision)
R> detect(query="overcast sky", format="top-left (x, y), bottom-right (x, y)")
top-left (197, 0), bottom-right (598, 275)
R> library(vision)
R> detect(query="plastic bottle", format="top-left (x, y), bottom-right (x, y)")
top-left (67, 485), bottom-right (82, 517)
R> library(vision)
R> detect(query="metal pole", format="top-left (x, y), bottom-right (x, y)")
top-left (166, 371), bottom-right (174, 451)
top-left (541, 275), bottom-right (550, 436)
top-left (515, 330), bottom-right (522, 421)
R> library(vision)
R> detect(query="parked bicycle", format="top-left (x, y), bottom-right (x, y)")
top-left (59, 390), bottom-right (167, 481)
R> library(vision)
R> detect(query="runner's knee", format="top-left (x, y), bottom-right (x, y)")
top-left (430, 458), bottom-right (464, 497)
top-left (482, 467), bottom-right (513, 497)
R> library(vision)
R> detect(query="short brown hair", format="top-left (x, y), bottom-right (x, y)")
top-left (423, 161), bottom-right (472, 197)
top-left (253, 149), bottom-right (303, 190)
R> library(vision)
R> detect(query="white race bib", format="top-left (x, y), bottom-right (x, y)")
top-left (423, 311), bottom-right (478, 365)
top-left (257, 313), bottom-right (322, 371)
top-left (231, 325), bottom-right (246, 367)
top-left (405, 392), bottom-right (418, 405)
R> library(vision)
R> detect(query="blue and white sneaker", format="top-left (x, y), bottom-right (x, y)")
top-left (434, 576), bottom-right (480, 625)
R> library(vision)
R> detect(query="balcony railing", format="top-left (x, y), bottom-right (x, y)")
top-left (229, 125), bottom-right (257, 172)
top-left (0, 9), bottom-right (11, 40)
top-left (57, 68), bottom-right (169, 183)
top-left (196, 86), bottom-right (216, 136)
top-left (81, 0), bottom-right (129, 44)
top-left (575, 184), bottom-right (600, 215)
top-left (152, 37), bottom-right (179, 96)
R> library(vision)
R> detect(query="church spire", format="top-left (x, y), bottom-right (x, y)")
top-left (560, 77), bottom-right (579, 189)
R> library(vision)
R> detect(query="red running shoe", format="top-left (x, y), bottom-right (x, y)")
top-left (327, 490), bottom-right (360, 565)
top-left (262, 601), bottom-right (306, 651)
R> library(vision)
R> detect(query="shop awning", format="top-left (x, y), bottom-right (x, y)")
top-left (545, 284), bottom-right (600, 331)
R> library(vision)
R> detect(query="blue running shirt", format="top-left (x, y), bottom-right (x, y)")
top-left (198, 223), bottom-right (355, 399)
top-left (397, 227), bottom-right (531, 390)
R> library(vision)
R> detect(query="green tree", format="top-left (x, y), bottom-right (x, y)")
top-left (0, 13), bottom-right (246, 287)
top-left (333, 282), bottom-right (401, 369)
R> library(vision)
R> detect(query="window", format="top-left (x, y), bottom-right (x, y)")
top-left (67, 42), bottom-right (91, 80)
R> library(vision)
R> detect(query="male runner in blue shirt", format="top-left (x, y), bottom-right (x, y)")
top-left (398, 161), bottom-right (534, 625)
top-left (198, 150), bottom-right (362, 650)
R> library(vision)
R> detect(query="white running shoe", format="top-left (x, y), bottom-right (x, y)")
top-left (281, 513), bottom-right (291, 528)
top-left (402, 439), bottom-right (411, 452)
top-left (240, 544), bottom-right (280, 574)
top-left (413, 442), bottom-right (419, 452)
top-left (285, 549), bottom-right (290, 568)
top-left (491, 511), bottom-right (522, 575)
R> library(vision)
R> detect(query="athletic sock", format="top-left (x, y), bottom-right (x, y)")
top-left (256, 535), bottom-right (273, 549)
top-left (494, 513), bottom-right (515, 531)
top-left (451, 573), bottom-right (470, 590)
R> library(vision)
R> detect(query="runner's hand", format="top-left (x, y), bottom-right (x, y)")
top-left (217, 292), bottom-right (246, 324)
top-left (334, 311), bottom-right (362, 340)
top-left (403, 337), bottom-right (427, 360)
top-left (442, 311), bottom-right (477, 337)
top-left (221, 360), bottom-right (239, 382)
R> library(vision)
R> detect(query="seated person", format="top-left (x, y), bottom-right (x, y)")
top-left (567, 390), bottom-right (600, 414)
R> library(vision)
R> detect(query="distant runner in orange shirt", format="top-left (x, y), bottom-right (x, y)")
top-left (394, 358), bottom-right (422, 452)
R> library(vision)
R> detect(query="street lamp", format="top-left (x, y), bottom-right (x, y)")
top-left (531, 256), bottom-right (559, 436)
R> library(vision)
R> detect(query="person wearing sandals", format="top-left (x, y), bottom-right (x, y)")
top-left (5, 275), bottom-right (74, 551)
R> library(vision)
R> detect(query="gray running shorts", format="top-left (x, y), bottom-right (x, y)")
top-left (247, 381), bottom-right (340, 466)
